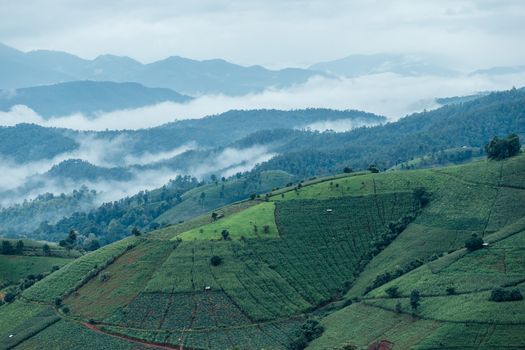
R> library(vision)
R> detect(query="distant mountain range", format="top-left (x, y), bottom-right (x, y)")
top-left (3, 43), bottom-right (523, 100)
top-left (0, 43), bottom-right (319, 95)
top-left (309, 53), bottom-right (458, 77)
top-left (469, 65), bottom-right (525, 76)
top-left (0, 81), bottom-right (191, 118)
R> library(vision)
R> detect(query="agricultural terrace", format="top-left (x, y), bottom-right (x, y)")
top-left (1, 154), bottom-right (524, 349)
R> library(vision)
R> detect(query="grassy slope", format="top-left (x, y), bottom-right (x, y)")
top-left (154, 170), bottom-right (294, 225)
top-left (175, 201), bottom-right (278, 240)
top-left (0, 255), bottom-right (71, 287)
top-left (1, 154), bottom-right (524, 349)
top-left (309, 154), bottom-right (525, 349)
top-left (0, 238), bottom-right (80, 258)
top-left (0, 238), bottom-right (76, 292)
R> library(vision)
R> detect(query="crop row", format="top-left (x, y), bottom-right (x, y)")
top-left (23, 237), bottom-right (140, 302)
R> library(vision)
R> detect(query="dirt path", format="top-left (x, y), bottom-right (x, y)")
top-left (81, 322), bottom-right (186, 350)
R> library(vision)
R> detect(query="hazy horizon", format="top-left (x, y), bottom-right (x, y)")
top-left (1, 0), bottom-right (524, 70)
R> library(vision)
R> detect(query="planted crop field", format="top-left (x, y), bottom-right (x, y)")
top-left (3, 155), bottom-right (524, 349)
top-left (309, 303), bottom-right (440, 349)
top-left (368, 230), bottom-right (525, 298)
top-left (65, 239), bottom-right (176, 320)
top-left (366, 290), bottom-right (525, 324)
top-left (0, 255), bottom-right (72, 287)
top-left (23, 236), bottom-right (139, 302)
top-left (14, 320), bottom-right (150, 350)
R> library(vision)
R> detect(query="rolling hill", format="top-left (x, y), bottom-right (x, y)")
top-left (1, 152), bottom-right (523, 349)
top-left (0, 81), bottom-right (191, 118)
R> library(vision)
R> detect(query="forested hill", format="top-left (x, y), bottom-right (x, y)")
top-left (0, 109), bottom-right (384, 163)
top-left (254, 88), bottom-right (525, 176)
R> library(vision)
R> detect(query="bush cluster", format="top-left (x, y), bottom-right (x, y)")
top-left (289, 318), bottom-right (324, 350)
top-left (489, 288), bottom-right (523, 302)
top-left (465, 234), bottom-right (484, 251)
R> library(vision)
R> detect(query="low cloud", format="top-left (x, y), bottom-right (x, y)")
top-left (0, 138), bottom-right (272, 206)
top-left (299, 118), bottom-right (382, 132)
top-left (187, 146), bottom-right (277, 179)
top-left (1, 72), bottom-right (525, 131)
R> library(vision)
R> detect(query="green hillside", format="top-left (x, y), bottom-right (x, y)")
top-left (1, 154), bottom-right (524, 349)
top-left (0, 239), bottom-right (76, 306)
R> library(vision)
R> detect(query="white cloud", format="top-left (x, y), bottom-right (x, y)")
top-left (187, 146), bottom-right (277, 179)
top-left (299, 119), bottom-right (382, 133)
top-left (1, 72), bottom-right (525, 132)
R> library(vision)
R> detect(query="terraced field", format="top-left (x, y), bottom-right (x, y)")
top-left (1, 154), bottom-right (524, 349)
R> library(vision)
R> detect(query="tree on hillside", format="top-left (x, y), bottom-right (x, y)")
top-left (413, 187), bottom-right (430, 208)
top-left (131, 227), bottom-right (142, 236)
top-left (59, 229), bottom-right (78, 252)
top-left (410, 289), bottom-right (421, 313)
top-left (15, 240), bottom-right (24, 254)
top-left (42, 244), bottom-right (51, 256)
top-left (485, 133), bottom-right (521, 160)
top-left (1, 240), bottom-right (14, 254)
top-left (386, 286), bottom-right (400, 298)
top-left (210, 255), bottom-right (223, 266)
top-left (3, 293), bottom-right (15, 303)
top-left (368, 164), bottom-right (380, 173)
top-left (465, 234), bottom-right (484, 251)
top-left (221, 230), bottom-right (230, 240)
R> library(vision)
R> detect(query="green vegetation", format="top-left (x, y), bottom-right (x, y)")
top-left (22, 237), bottom-right (139, 302)
top-left (0, 255), bottom-right (71, 289)
top-left (485, 133), bottom-right (521, 160)
top-left (175, 201), bottom-right (278, 240)
top-left (1, 154), bottom-right (524, 349)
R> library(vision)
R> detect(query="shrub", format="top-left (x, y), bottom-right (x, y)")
top-left (465, 234), bottom-right (484, 251)
top-left (413, 187), bottom-right (431, 208)
top-left (368, 164), bottom-right (380, 173)
top-left (395, 302), bottom-right (402, 313)
top-left (210, 255), bottom-right (223, 266)
top-left (446, 287), bottom-right (457, 295)
top-left (42, 244), bottom-right (51, 256)
top-left (385, 286), bottom-right (400, 298)
top-left (343, 167), bottom-right (353, 173)
top-left (99, 272), bottom-right (111, 283)
top-left (4, 293), bottom-right (15, 303)
top-left (290, 318), bottom-right (324, 349)
top-left (54, 297), bottom-right (62, 307)
top-left (485, 133), bottom-right (520, 160)
top-left (221, 230), bottom-right (230, 240)
top-left (489, 288), bottom-right (523, 302)
top-left (263, 225), bottom-right (270, 234)
top-left (1, 240), bottom-right (14, 254)
top-left (410, 290), bottom-right (421, 312)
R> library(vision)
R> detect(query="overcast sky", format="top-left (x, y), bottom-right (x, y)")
top-left (1, 0), bottom-right (524, 69)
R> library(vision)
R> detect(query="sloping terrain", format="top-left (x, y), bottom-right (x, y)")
top-left (0, 154), bottom-right (524, 349)
top-left (0, 81), bottom-right (191, 118)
